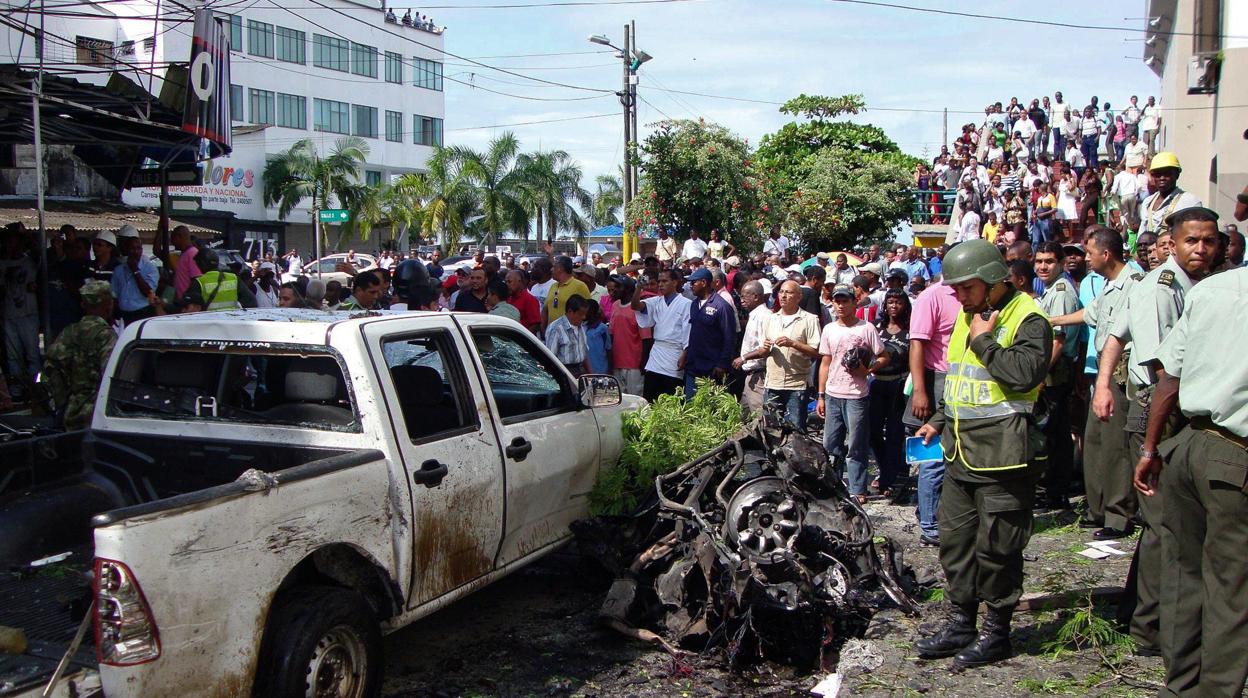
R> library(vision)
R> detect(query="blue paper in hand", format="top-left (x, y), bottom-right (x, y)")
top-left (906, 435), bottom-right (943, 464)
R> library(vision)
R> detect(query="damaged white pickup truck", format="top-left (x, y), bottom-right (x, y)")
top-left (0, 309), bottom-right (640, 697)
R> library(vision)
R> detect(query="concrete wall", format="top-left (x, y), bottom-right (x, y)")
top-left (1150, 0), bottom-right (1248, 222)
top-left (0, 146), bottom-right (120, 199)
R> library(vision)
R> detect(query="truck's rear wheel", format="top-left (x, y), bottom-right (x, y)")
top-left (255, 586), bottom-right (382, 698)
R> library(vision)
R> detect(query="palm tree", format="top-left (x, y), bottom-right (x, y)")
top-left (519, 149), bottom-right (593, 245)
top-left (409, 147), bottom-right (473, 254)
top-left (590, 173), bottom-right (624, 227)
top-left (456, 133), bottom-right (528, 247)
top-left (262, 137), bottom-right (369, 254)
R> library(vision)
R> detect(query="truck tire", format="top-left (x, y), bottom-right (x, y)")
top-left (254, 585), bottom-right (383, 698)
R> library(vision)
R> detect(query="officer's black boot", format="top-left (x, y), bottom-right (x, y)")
top-left (954, 606), bottom-right (1013, 667)
top-left (916, 604), bottom-right (978, 659)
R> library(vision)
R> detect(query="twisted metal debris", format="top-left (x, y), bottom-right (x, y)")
top-left (582, 423), bottom-right (920, 670)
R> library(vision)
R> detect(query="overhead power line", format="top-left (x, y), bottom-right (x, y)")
top-left (824, 0), bottom-right (1248, 40)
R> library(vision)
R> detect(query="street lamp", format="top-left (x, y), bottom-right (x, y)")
top-left (590, 24), bottom-right (651, 262)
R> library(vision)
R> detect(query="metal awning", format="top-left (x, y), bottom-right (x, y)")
top-left (0, 199), bottom-right (215, 237)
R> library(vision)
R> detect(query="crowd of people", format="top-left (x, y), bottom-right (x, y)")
top-left (913, 93), bottom-right (1180, 252)
top-left (3, 136), bottom-right (1248, 691)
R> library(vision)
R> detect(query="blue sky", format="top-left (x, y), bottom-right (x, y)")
top-left (436, 0), bottom-right (1160, 184)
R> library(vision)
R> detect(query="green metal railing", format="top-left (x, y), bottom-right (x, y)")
top-left (908, 188), bottom-right (956, 225)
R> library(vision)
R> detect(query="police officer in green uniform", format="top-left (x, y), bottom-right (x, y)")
top-left (1093, 206), bottom-right (1221, 655)
top-left (1049, 227), bottom-right (1144, 538)
top-left (180, 247), bottom-right (257, 311)
top-left (914, 239), bottom-right (1052, 666)
top-left (1134, 265), bottom-right (1246, 698)
top-left (1034, 241), bottom-right (1081, 508)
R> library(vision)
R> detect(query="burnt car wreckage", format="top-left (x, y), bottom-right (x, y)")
top-left (576, 423), bottom-right (921, 671)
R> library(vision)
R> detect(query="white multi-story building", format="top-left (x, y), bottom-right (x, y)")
top-left (1, 0), bottom-right (446, 256)
top-left (1143, 0), bottom-right (1247, 219)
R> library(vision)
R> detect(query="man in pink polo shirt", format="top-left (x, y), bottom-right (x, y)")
top-left (903, 276), bottom-right (960, 547)
top-left (171, 226), bottom-right (201, 298)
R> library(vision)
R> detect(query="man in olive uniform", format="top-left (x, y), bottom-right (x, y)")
top-left (43, 279), bottom-right (117, 430)
top-left (1049, 227), bottom-right (1144, 539)
top-left (1093, 206), bottom-right (1222, 655)
top-left (1034, 241), bottom-right (1081, 508)
top-left (914, 239), bottom-right (1052, 666)
top-left (1134, 265), bottom-right (1248, 697)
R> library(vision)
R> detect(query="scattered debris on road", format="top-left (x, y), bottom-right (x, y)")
top-left (577, 424), bottom-right (921, 672)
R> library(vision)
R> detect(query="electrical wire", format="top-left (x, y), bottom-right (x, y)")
top-left (824, 0), bottom-right (1248, 41)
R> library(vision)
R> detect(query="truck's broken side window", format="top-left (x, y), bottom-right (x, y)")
top-left (382, 332), bottom-right (475, 441)
top-left (469, 329), bottom-right (573, 421)
top-left (106, 347), bottom-right (358, 431)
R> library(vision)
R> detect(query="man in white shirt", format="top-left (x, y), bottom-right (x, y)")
top-left (681, 230), bottom-right (709, 261)
top-left (762, 228), bottom-right (790, 260)
top-left (631, 267), bottom-right (691, 401)
top-left (1111, 163), bottom-right (1142, 230)
top-left (1122, 95), bottom-right (1142, 137)
top-left (1051, 91), bottom-right (1071, 158)
top-left (957, 206), bottom-right (982, 243)
top-left (1015, 116), bottom-right (1037, 150)
top-left (1139, 96), bottom-right (1160, 156)
top-left (732, 280), bottom-right (772, 412)
top-left (1066, 141), bottom-right (1086, 173)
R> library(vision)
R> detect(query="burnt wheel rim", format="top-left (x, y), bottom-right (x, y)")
top-left (305, 625), bottom-right (367, 698)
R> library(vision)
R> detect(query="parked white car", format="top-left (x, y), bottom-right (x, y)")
top-left (302, 252), bottom-right (379, 286)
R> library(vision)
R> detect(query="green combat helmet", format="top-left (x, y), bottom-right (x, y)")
top-left (941, 240), bottom-right (1009, 285)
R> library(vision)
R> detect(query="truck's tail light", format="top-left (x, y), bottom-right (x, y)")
top-left (93, 558), bottom-right (161, 666)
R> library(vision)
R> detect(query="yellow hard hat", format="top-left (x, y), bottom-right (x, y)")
top-left (1150, 151), bottom-right (1182, 172)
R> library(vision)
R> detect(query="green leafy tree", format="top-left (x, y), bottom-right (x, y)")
top-left (625, 119), bottom-right (770, 250)
top-left (456, 133), bottom-right (528, 247)
top-left (785, 148), bottom-right (913, 251)
top-left (755, 94), bottom-right (920, 250)
top-left (261, 137), bottom-right (369, 254)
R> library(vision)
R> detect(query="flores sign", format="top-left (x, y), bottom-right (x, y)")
top-left (123, 154), bottom-right (264, 218)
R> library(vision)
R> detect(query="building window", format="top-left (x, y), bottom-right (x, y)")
top-left (412, 57), bottom-right (443, 91)
top-left (384, 51), bottom-right (403, 84)
top-left (75, 36), bottom-right (114, 66)
top-left (314, 98), bottom-right (350, 134)
top-left (313, 34), bottom-right (349, 72)
top-left (414, 115), bottom-right (443, 147)
top-left (142, 36), bottom-right (156, 53)
top-left (352, 105), bottom-right (378, 138)
top-left (247, 20), bottom-right (274, 58)
top-left (365, 170), bottom-right (383, 187)
top-left (1194, 0), bottom-right (1221, 55)
top-left (277, 93), bottom-right (306, 129)
top-left (385, 110), bottom-right (403, 142)
top-left (225, 15), bottom-right (242, 51)
top-left (350, 42), bottom-right (378, 78)
top-left (230, 84), bottom-right (244, 123)
top-left (249, 88), bottom-right (275, 125)
top-left (275, 26), bottom-right (305, 64)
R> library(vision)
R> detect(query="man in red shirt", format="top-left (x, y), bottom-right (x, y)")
top-left (505, 269), bottom-right (541, 334)
top-left (607, 276), bottom-right (651, 396)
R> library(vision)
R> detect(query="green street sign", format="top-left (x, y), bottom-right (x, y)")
top-left (319, 209), bottom-right (350, 223)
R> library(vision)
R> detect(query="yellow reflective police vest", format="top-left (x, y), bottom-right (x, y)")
top-left (195, 271), bottom-right (239, 311)
top-left (942, 290), bottom-right (1048, 471)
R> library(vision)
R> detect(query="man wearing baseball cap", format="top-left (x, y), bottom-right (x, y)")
top-left (1138, 152), bottom-right (1202, 243)
top-left (682, 267), bottom-right (736, 399)
top-left (43, 279), bottom-right (116, 430)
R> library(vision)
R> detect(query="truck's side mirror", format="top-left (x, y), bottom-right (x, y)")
top-left (578, 374), bottom-right (621, 408)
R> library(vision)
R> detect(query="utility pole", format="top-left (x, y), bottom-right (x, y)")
top-left (942, 108), bottom-right (948, 151)
top-left (32, 1), bottom-right (50, 345)
top-left (620, 23), bottom-right (632, 262)
top-left (629, 20), bottom-right (639, 202)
